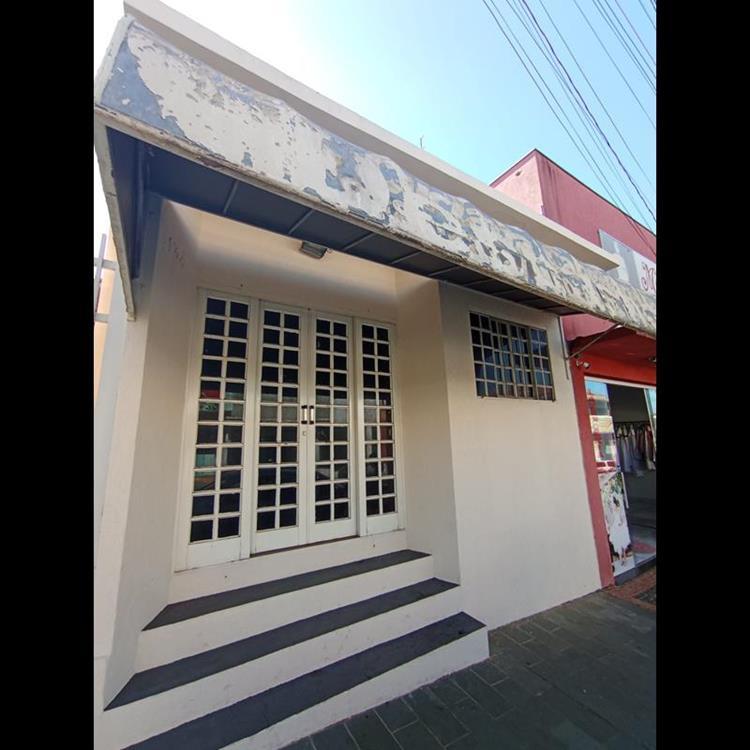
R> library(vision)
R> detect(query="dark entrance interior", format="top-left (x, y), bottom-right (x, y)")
top-left (607, 384), bottom-right (656, 570)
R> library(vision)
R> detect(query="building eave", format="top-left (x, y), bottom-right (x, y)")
top-left (93, 3), bottom-right (655, 337)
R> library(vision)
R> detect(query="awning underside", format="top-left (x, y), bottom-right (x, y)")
top-left (94, 17), bottom-right (655, 335)
top-left (109, 128), bottom-right (577, 314)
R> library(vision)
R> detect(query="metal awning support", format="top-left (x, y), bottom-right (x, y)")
top-left (566, 324), bottom-right (623, 361)
top-left (93, 13), bottom-right (655, 337)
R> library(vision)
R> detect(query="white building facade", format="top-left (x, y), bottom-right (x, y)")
top-left (93, 3), bottom-right (655, 748)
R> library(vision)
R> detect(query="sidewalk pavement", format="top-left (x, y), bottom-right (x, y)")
top-left (284, 586), bottom-right (656, 749)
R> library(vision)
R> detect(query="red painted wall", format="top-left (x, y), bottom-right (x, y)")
top-left (533, 154), bottom-right (656, 261)
top-left (493, 151), bottom-right (657, 342)
top-left (570, 364), bottom-right (615, 589)
top-left (580, 353), bottom-right (656, 388)
top-left (493, 151), bottom-right (657, 587)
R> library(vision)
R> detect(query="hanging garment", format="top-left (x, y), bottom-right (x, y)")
top-left (628, 426), bottom-right (645, 475)
top-left (644, 424), bottom-right (656, 469)
top-left (617, 426), bottom-right (634, 473)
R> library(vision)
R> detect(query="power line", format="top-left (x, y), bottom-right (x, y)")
top-left (595, 0), bottom-right (656, 86)
top-left (612, 0), bottom-right (656, 68)
top-left (504, 0), bottom-right (652, 225)
top-left (516, 0), bottom-right (655, 224)
top-left (637, 0), bottom-right (656, 31)
top-left (571, 0), bottom-right (655, 128)
top-left (535, 0), bottom-right (654, 193)
top-left (480, 0), bottom-right (629, 212)
top-left (592, 0), bottom-right (655, 91)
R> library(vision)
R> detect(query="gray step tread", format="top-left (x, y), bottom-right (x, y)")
top-left (108, 578), bottom-right (457, 709)
top-left (146, 549), bottom-right (429, 630)
top-left (126, 611), bottom-right (485, 750)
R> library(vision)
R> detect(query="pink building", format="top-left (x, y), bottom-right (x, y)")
top-left (493, 150), bottom-right (657, 587)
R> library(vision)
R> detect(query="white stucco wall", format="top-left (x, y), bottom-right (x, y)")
top-left (438, 283), bottom-right (601, 629)
top-left (95, 199), bottom-right (200, 705)
top-left (96, 203), bottom-right (602, 714)
top-left (395, 275), bottom-right (461, 584)
top-left (186, 206), bottom-right (399, 324)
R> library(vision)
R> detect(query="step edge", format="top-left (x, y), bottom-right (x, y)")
top-left (145, 549), bottom-right (431, 631)
top-left (125, 612), bottom-right (485, 750)
top-left (107, 578), bottom-right (458, 710)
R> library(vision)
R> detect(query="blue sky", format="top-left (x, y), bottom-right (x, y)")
top-left (94, 0), bottom-right (656, 251)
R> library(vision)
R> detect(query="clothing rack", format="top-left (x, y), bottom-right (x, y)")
top-left (614, 420), bottom-right (656, 473)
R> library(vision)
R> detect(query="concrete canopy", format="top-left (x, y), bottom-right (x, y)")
top-left (93, 0), bottom-right (655, 337)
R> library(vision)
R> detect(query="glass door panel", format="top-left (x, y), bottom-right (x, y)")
top-left (585, 378), bottom-right (635, 576)
top-left (252, 304), bottom-right (306, 552)
top-left (308, 313), bottom-right (356, 542)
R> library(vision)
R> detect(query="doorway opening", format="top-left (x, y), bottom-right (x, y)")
top-left (585, 378), bottom-right (656, 580)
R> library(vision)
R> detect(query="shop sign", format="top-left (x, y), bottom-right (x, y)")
top-left (600, 230), bottom-right (656, 297)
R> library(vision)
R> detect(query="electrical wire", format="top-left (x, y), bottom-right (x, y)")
top-left (612, 0), bottom-right (656, 67)
top-left (637, 0), bottom-right (656, 30)
top-left (480, 0), bottom-right (628, 211)
top-left (592, 0), bottom-right (655, 91)
top-left (504, 0), bottom-right (652, 225)
top-left (602, 0), bottom-right (656, 80)
top-left (516, 0), bottom-right (655, 224)
top-left (571, 0), bottom-right (655, 128)
top-left (535, 0), bottom-right (654, 192)
top-left (530, 0), bottom-right (657, 246)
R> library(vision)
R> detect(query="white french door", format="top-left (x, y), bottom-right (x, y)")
top-left (251, 303), bottom-right (357, 552)
top-left (178, 291), bottom-right (402, 570)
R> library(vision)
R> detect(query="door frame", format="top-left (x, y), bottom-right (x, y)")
top-left (174, 287), bottom-right (260, 572)
top-left (173, 286), bottom-right (406, 571)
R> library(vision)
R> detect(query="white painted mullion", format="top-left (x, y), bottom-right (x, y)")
top-left (389, 321), bottom-right (408, 533)
top-left (239, 297), bottom-right (260, 560)
top-left (353, 318), bottom-right (367, 538)
top-left (300, 307), bottom-right (313, 548)
top-left (173, 287), bottom-right (207, 572)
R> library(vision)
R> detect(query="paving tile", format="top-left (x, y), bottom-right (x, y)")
top-left (294, 590), bottom-right (653, 750)
top-left (406, 687), bottom-right (469, 745)
top-left (376, 698), bottom-right (418, 732)
top-left (346, 711), bottom-right (401, 750)
top-left (428, 677), bottom-right (470, 708)
top-left (282, 739), bottom-right (315, 750)
top-left (453, 668), bottom-right (512, 718)
top-left (447, 699), bottom-right (533, 750)
top-left (530, 613), bottom-right (561, 633)
top-left (489, 635), bottom-right (544, 668)
top-left (495, 664), bottom-right (553, 696)
top-left (470, 659), bottom-right (508, 685)
top-left (492, 677), bottom-right (536, 709)
top-left (499, 705), bottom-right (568, 750)
top-left (538, 687), bottom-right (618, 743)
top-left (550, 624), bottom-right (611, 659)
top-left (522, 623), bottom-right (572, 654)
top-left (311, 723), bottom-right (357, 750)
top-left (604, 734), bottom-right (646, 750)
top-left (393, 721), bottom-right (443, 750)
top-left (549, 719), bottom-right (603, 749)
top-left (501, 621), bottom-right (536, 644)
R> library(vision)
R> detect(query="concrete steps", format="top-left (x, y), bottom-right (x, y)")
top-left (97, 547), bottom-right (488, 749)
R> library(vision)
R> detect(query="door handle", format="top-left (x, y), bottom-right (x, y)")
top-left (309, 405), bottom-right (315, 424)
top-left (301, 405), bottom-right (308, 425)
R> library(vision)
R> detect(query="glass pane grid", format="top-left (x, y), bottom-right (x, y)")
top-left (315, 317), bottom-right (351, 524)
top-left (470, 313), bottom-right (555, 402)
top-left (256, 309), bottom-right (301, 532)
top-left (362, 324), bottom-right (397, 517)
top-left (191, 297), bottom-right (249, 544)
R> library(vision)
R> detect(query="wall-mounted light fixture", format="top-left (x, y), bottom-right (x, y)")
top-left (574, 358), bottom-right (591, 369)
top-left (299, 241), bottom-right (329, 260)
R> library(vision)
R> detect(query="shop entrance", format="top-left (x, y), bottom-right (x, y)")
top-left (585, 378), bottom-right (656, 577)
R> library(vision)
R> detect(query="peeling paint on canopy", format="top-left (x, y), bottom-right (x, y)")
top-left (96, 19), bottom-right (655, 336)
